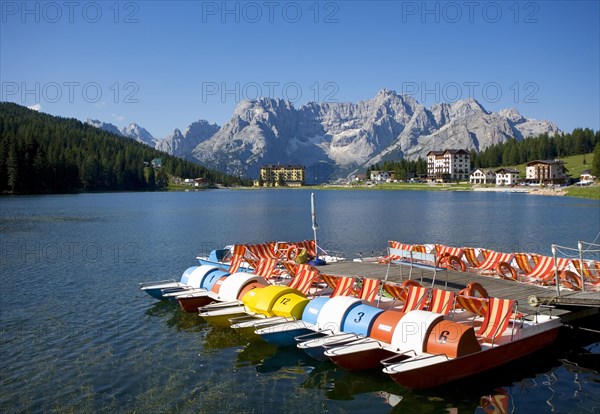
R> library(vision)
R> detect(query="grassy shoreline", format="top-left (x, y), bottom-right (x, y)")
top-left (248, 182), bottom-right (600, 199)
top-left (564, 186), bottom-right (600, 199)
top-left (3, 182), bottom-right (598, 200)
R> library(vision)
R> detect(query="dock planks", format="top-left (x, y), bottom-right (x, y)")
top-left (321, 260), bottom-right (600, 317)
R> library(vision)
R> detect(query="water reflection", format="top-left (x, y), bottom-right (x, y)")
top-left (478, 388), bottom-right (511, 414)
top-left (144, 300), bottom-right (207, 332)
top-left (305, 367), bottom-right (401, 401)
top-left (235, 339), bottom-right (278, 367)
top-left (4, 192), bottom-right (598, 413)
top-left (201, 324), bottom-right (248, 349)
top-left (145, 295), bottom-right (599, 413)
top-left (235, 338), bottom-right (325, 374)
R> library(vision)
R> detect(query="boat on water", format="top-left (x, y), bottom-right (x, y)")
top-left (196, 194), bottom-right (345, 270)
top-left (194, 272), bottom-right (274, 321)
top-left (201, 282), bottom-right (313, 327)
top-left (195, 240), bottom-right (344, 271)
top-left (250, 282), bottom-right (563, 389)
top-left (195, 244), bottom-right (255, 273)
top-left (215, 278), bottom-right (389, 352)
top-left (166, 269), bottom-right (259, 312)
top-left (139, 265), bottom-right (224, 299)
top-left (318, 288), bottom-right (563, 384)
top-left (140, 262), bottom-right (564, 389)
top-left (252, 295), bottom-right (366, 346)
top-left (246, 276), bottom-right (400, 347)
top-left (381, 300), bottom-right (561, 388)
top-left (298, 283), bottom-right (445, 369)
top-left (251, 296), bottom-right (330, 345)
top-left (138, 193), bottom-right (577, 389)
top-left (295, 301), bottom-right (384, 360)
top-left (323, 309), bottom-right (445, 371)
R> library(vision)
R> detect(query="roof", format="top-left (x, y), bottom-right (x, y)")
top-left (496, 168), bottom-right (519, 174)
top-left (426, 149), bottom-right (469, 156)
top-left (526, 159), bottom-right (564, 166)
top-left (261, 164), bottom-right (305, 169)
top-left (471, 168), bottom-right (495, 174)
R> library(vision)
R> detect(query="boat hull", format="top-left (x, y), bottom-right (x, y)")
top-left (328, 347), bottom-right (396, 371)
top-left (142, 284), bottom-right (187, 300)
top-left (255, 320), bottom-right (317, 347)
top-left (386, 326), bottom-right (560, 389)
top-left (177, 294), bottom-right (215, 313)
top-left (263, 328), bottom-right (314, 346)
top-left (298, 333), bottom-right (362, 362)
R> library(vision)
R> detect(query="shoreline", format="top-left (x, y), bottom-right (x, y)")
top-left (2, 184), bottom-right (598, 200)
top-left (304, 183), bottom-right (600, 199)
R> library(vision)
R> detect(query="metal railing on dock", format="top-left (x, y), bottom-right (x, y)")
top-left (552, 239), bottom-right (600, 294)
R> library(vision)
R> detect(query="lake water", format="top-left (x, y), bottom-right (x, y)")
top-left (1, 190), bottom-right (599, 413)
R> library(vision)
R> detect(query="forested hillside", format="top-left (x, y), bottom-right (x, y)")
top-left (0, 103), bottom-right (249, 194)
top-left (365, 158), bottom-right (428, 181)
top-left (366, 128), bottom-right (599, 178)
top-left (470, 128), bottom-right (598, 168)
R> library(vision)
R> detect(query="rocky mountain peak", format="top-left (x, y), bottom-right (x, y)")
top-left (86, 89), bottom-right (560, 183)
top-left (449, 98), bottom-right (488, 118)
top-left (191, 90), bottom-right (560, 182)
top-left (156, 122), bottom-right (220, 159)
top-left (121, 123), bottom-right (156, 145)
top-left (168, 128), bottom-right (184, 138)
top-left (86, 119), bottom-right (122, 136)
top-left (498, 108), bottom-right (526, 124)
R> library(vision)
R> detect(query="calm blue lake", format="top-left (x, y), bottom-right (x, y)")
top-left (1, 190), bottom-right (598, 413)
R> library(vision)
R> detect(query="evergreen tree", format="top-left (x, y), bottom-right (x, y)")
top-left (147, 167), bottom-right (156, 189)
top-left (0, 102), bottom-right (250, 193)
top-left (592, 142), bottom-right (600, 178)
top-left (6, 142), bottom-right (18, 194)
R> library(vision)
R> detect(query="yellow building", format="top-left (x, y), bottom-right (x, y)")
top-left (257, 164), bottom-right (305, 187)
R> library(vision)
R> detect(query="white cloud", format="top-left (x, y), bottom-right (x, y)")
top-left (95, 101), bottom-right (106, 109)
top-left (112, 113), bottom-right (125, 122)
top-left (28, 103), bottom-right (42, 111)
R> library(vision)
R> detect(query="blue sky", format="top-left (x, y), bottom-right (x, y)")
top-left (1, 1), bottom-right (598, 138)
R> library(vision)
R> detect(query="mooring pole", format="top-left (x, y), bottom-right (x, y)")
top-left (311, 192), bottom-right (318, 261)
top-left (552, 244), bottom-right (560, 297)
top-left (578, 241), bottom-right (585, 293)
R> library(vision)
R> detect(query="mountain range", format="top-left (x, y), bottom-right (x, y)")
top-left (87, 89), bottom-right (560, 182)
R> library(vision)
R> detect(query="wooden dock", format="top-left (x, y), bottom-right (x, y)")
top-left (322, 260), bottom-right (600, 320)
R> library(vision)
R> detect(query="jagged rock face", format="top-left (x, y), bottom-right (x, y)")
top-left (156, 128), bottom-right (185, 155)
top-left (156, 121), bottom-right (220, 159)
top-left (87, 90), bottom-right (560, 182)
top-left (86, 119), bottom-right (122, 136)
top-left (193, 98), bottom-right (311, 178)
top-left (86, 118), bottom-right (221, 160)
top-left (191, 90), bottom-right (560, 181)
top-left (121, 123), bottom-right (156, 146)
top-left (86, 119), bottom-right (156, 146)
